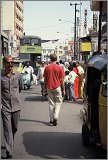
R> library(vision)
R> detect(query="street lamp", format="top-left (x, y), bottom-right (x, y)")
top-left (58, 19), bottom-right (75, 39)
top-left (59, 19), bottom-right (74, 24)
top-left (57, 31), bottom-right (69, 37)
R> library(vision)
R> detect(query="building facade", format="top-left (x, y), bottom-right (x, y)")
top-left (41, 40), bottom-right (74, 62)
top-left (1, 1), bottom-right (24, 57)
top-left (41, 41), bottom-right (65, 62)
top-left (90, 1), bottom-right (107, 53)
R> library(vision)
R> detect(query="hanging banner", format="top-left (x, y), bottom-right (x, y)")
top-left (41, 39), bottom-right (59, 43)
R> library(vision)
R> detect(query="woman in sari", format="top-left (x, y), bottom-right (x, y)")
top-left (72, 62), bottom-right (79, 99)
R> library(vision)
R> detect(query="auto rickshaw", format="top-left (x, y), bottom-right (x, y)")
top-left (80, 53), bottom-right (107, 150)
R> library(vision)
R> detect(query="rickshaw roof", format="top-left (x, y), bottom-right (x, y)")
top-left (87, 53), bottom-right (107, 71)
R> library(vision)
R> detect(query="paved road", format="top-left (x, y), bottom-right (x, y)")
top-left (1, 84), bottom-right (107, 159)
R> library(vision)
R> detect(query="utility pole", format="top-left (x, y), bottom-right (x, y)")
top-left (79, 1), bottom-right (82, 61)
top-left (98, 1), bottom-right (103, 53)
top-left (70, 2), bottom-right (81, 60)
top-left (74, 3), bottom-right (77, 60)
top-left (76, 17), bottom-right (79, 60)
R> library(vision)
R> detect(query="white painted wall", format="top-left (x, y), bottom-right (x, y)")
top-left (2, 1), bottom-right (14, 35)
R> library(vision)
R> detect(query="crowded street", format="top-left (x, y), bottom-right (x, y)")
top-left (1, 84), bottom-right (107, 159)
top-left (1, 1), bottom-right (107, 159)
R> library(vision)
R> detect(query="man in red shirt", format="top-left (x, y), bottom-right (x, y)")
top-left (43, 53), bottom-right (65, 126)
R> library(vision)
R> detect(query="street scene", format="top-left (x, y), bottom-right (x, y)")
top-left (1, 0), bottom-right (107, 159)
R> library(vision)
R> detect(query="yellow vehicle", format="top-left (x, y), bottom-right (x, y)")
top-left (13, 59), bottom-right (23, 73)
top-left (81, 53), bottom-right (107, 150)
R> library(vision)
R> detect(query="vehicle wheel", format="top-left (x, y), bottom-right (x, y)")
top-left (27, 86), bottom-right (30, 89)
top-left (82, 124), bottom-right (90, 146)
top-left (42, 96), bottom-right (44, 102)
top-left (24, 84), bottom-right (27, 90)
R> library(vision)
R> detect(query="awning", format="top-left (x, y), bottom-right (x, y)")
top-left (88, 53), bottom-right (107, 71)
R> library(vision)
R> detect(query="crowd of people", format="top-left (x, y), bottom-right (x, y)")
top-left (63, 61), bottom-right (85, 102)
top-left (37, 58), bottom-right (85, 103)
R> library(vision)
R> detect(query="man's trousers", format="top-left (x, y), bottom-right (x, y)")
top-left (1, 110), bottom-right (20, 156)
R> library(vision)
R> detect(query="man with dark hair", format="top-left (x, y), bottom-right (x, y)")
top-left (1, 55), bottom-right (22, 159)
top-left (22, 62), bottom-right (34, 74)
top-left (43, 53), bottom-right (65, 126)
top-left (59, 59), bottom-right (65, 70)
top-left (37, 61), bottom-right (47, 101)
top-left (22, 62), bottom-right (34, 82)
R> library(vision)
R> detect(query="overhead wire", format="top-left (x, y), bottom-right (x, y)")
top-left (24, 21), bottom-right (71, 30)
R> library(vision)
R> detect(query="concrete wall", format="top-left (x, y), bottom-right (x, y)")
top-left (2, 1), bottom-right (14, 35)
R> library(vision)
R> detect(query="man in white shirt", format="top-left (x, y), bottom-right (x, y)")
top-left (68, 66), bottom-right (78, 102)
top-left (22, 62), bottom-right (34, 83)
top-left (22, 62), bottom-right (34, 74)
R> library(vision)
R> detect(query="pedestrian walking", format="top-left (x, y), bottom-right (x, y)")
top-left (72, 61), bottom-right (79, 99)
top-left (37, 61), bottom-right (47, 101)
top-left (64, 61), bottom-right (70, 72)
top-left (43, 54), bottom-right (65, 126)
top-left (1, 55), bottom-right (22, 159)
top-left (22, 62), bottom-right (34, 82)
top-left (59, 59), bottom-right (65, 70)
top-left (76, 61), bottom-right (85, 99)
top-left (68, 65), bottom-right (78, 102)
top-left (64, 70), bottom-right (70, 100)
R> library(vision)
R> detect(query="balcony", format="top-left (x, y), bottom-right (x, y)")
top-left (16, 1), bottom-right (23, 11)
top-left (15, 18), bottom-right (23, 29)
top-left (16, 29), bottom-right (23, 38)
top-left (16, 7), bottom-right (23, 19)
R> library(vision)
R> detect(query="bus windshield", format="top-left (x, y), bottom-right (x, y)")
top-left (20, 37), bottom-right (41, 46)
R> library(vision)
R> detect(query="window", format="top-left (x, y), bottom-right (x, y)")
top-left (20, 37), bottom-right (41, 46)
top-left (20, 38), bottom-right (30, 45)
top-left (31, 38), bottom-right (39, 45)
top-left (17, 36), bottom-right (19, 40)
top-left (20, 54), bottom-right (30, 60)
top-left (24, 38), bottom-right (30, 45)
top-left (31, 38), bottom-right (41, 46)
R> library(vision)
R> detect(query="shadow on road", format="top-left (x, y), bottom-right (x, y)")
top-left (63, 100), bottom-right (83, 105)
top-left (24, 96), bottom-right (83, 105)
top-left (22, 131), bottom-right (107, 159)
top-left (19, 118), bottom-right (52, 126)
top-left (25, 96), bottom-right (48, 102)
top-left (22, 91), bottom-right (41, 95)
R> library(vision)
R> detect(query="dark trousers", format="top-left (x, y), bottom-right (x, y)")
top-left (65, 83), bottom-right (75, 101)
top-left (1, 110), bottom-right (20, 156)
top-left (65, 83), bottom-right (69, 100)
